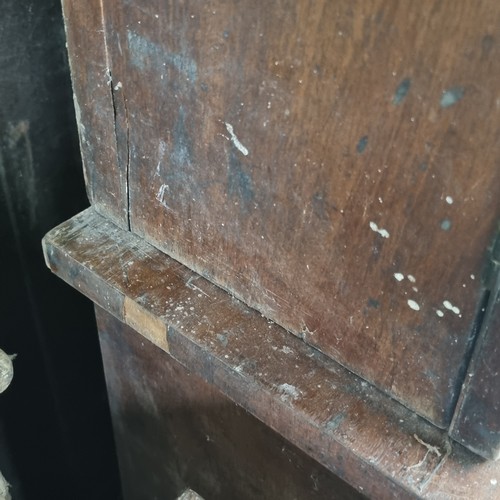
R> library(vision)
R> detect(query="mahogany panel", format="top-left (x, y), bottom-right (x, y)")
top-left (91, 0), bottom-right (500, 426)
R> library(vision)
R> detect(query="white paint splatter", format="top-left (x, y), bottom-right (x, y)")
top-left (443, 300), bottom-right (461, 315)
top-left (470, 274), bottom-right (475, 280)
top-left (277, 383), bottom-right (301, 401)
top-left (369, 221), bottom-right (390, 238)
top-left (436, 310), bottom-right (444, 318)
top-left (407, 275), bottom-right (416, 283)
top-left (224, 122), bottom-right (249, 156)
top-left (440, 87), bottom-right (464, 108)
top-left (114, 81), bottom-right (123, 91)
top-left (394, 273), bottom-right (404, 282)
top-left (491, 479), bottom-right (498, 486)
top-left (446, 196), bottom-right (453, 204)
top-left (407, 299), bottom-right (420, 311)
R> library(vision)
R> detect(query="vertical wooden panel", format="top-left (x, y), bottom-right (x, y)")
top-left (85, 0), bottom-right (500, 427)
top-left (61, 0), bottom-right (129, 228)
top-left (451, 235), bottom-right (500, 460)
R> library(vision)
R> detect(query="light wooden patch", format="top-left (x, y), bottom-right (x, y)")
top-left (123, 296), bottom-right (168, 353)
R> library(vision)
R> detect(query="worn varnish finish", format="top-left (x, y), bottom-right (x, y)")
top-left (63, 0), bottom-right (500, 427)
top-left (43, 209), bottom-right (500, 498)
top-left (96, 307), bottom-right (362, 500)
top-left (61, 0), bottom-right (128, 229)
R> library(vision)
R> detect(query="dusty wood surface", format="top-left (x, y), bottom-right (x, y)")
top-left (43, 208), bottom-right (500, 499)
top-left (61, 0), bottom-right (128, 229)
top-left (97, 307), bottom-right (362, 500)
top-left (63, 0), bottom-right (500, 428)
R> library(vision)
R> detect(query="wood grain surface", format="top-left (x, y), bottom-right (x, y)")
top-left (61, 0), bottom-right (129, 229)
top-left (43, 208), bottom-right (500, 498)
top-left (451, 233), bottom-right (500, 460)
top-left (96, 306), bottom-right (363, 500)
top-left (63, 0), bottom-right (500, 427)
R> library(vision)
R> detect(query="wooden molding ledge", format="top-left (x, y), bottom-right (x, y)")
top-left (43, 208), bottom-right (500, 499)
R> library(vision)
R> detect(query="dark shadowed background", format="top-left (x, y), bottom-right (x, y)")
top-left (0, 1), bottom-right (121, 498)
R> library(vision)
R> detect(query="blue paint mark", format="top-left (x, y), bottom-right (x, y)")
top-left (326, 413), bottom-right (346, 431)
top-left (160, 107), bottom-right (194, 194)
top-left (311, 192), bottom-right (337, 221)
top-left (127, 31), bottom-right (198, 82)
top-left (356, 135), bottom-right (368, 154)
top-left (312, 192), bottom-right (328, 221)
top-left (227, 151), bottom-right (254, 209)
top-left (171, 107), bottom-right (193, 167)
top-left (440, 218), bottom-right (452, 231)
top-left (440, 87), bottom-right (464, 108)
top-left (393, 78), bottom-right (411, 105)
top-left (367, 298), bottom-right (380, 309)
top-left (216, 333), bottom-right (228, 347)
top-left (481, 34), bottom-right (494, 57)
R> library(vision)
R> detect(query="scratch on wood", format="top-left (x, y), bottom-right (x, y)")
top-left (156, 183), bottom-right (172, 210)
top-left (186, 276), bottom-right (210, 297)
